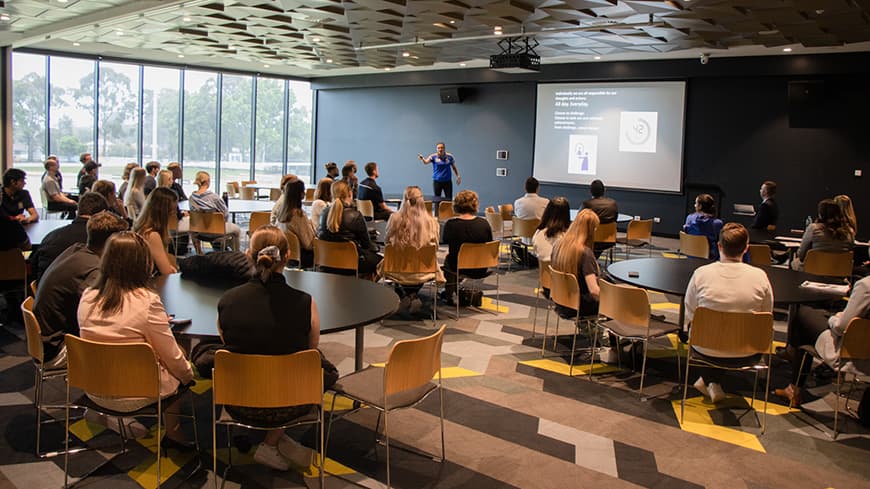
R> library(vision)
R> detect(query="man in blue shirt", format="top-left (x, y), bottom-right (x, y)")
top-left (418, 142), bottom-right (461, 202)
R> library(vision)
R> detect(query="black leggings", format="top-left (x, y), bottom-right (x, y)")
top-left (433, 180), bottom-right (453, 200)
top-left (787, 305), bottom-right (830, 386)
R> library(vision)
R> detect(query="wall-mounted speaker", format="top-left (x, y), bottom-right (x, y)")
top-left (440, 87), bottom-right (464, 104)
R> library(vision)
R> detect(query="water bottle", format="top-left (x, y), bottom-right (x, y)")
top-left (222, 192), bottom-right (229, 207)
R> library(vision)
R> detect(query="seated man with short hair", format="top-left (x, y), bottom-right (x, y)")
top-left (41, 159), bottom-right (78, 219)
top-left (357, 162), bottom-right (392, 221)
top-left (1, 168), bottom-right (39, 251)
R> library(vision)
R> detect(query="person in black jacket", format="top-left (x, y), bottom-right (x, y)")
top-left (751, 180), bottom-right (779, 230)
top-left (318, 179), bottom-right (381, 277)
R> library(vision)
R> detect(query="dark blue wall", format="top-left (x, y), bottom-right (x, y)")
top-left (313, 53), bottom-right (870, 237)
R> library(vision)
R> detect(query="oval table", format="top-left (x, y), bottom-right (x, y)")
top-left (25, 219), bottom-right (73, 247)
top-left (152, 270), bottom-right (399, 371)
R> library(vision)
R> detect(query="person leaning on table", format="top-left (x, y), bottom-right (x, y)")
top-left (792, 198), bottom-right (854, 272)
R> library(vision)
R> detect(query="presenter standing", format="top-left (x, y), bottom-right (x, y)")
top-left (418, 142), bottom-right (461, 201)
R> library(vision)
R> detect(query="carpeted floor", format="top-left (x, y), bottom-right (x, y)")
top-left (0, 238), bottom-right (868, 489)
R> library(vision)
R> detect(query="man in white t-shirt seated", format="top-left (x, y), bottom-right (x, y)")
top-left (514, 177), bottom-right (548, 250)
top-left (684, 222), bottom-right (774, 403)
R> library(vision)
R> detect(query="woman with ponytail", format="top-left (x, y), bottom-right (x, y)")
top-left (318, 179), bottom-right (382, 277)
top-left (217, 226), bottom-right (338, 470)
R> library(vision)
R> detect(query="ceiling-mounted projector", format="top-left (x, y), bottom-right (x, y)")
top-left (490, 36), bottom-right (540, 73)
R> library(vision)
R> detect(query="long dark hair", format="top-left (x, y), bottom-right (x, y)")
top-left (817, 199), bottom-right (853, 241)
top-left (276, 180), bottom-right (305, 223)
top-left (134, 187), bottom-right (178, 243)
top-left (92, 231), bottom-right (154, 314)
top-left (537, 197), bottom-right (572, 238)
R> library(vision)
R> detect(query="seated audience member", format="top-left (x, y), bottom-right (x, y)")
top-left (75, 152), bottom-right (94, 189)
top-left (158, 166), bottom-right (190, 237)
top-left (1, 168), bottom-right (38, 251)
top-left (217, 226), bottom-right (337, 470)
top-left (750, 181), bottom-right (778, 230)
top-left (532, 197), bottom-right (571, 262)
top-left (78, 231), bottom-right (194, 447)
top-left (683, 193), bottom-right (724, 260)
top-left (514, 177), bottom-right (549, 221)
top-left (77, 161), bottom-right (99, 195)
top-left (124, 167), bottom-right (147, 220)
top-left (684, 223), bottom-right (773, 403)
top-left (792, 198), bottom-right (854, 271)
top-left (31, 192), bottom-right (110, 282)
top-left (309, 178), bottom-right (333, 233)
top-left (189, 171), bottom-right (242, 251)
top-left (340, 161), bottom-right (358, 199)
top-left (582, 179), bottom-right (617, 224)
top-left (157, 169), bottom-right (174, 190)
top-left (318, 180), bottom-right (381, 277)
top-left (775, 275), bottom-right (870, 407)
top-left (166, 162), bottom-right (187, 202)
top-left (275, 180), bottom-right (316, 268)
top-left (324, 162), bottom-right (339, 180)
top-left (269, 173), bottom-right (299, 225)
top-left (133, 187), bottom-right (179, 276)
top-left (440, 190), bottom-right (493, 305)
top-left (143, 160), bottom-right (160, 195)
top-left (381, 186), bottom-right (444, 310)
top-left (91, 180), bottom-right (128, 220)
top-left (34, 212), bottom-right (128, 368)
top-left (118, 162), bottom-right (139, 202)
top-left (42, 158), bottom-right (78, 219)
top-left (834, 194), bottom-right (857, 236)
top-left (551, 209), bottom-right (601, 318)
top-left (358, 161), bottom-right (393, 221)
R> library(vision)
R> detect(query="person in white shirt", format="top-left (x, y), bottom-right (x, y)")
top-left (514, 177), bottom-right (548, 221)
top-left (532, 197), bottom-right (571, 262)
top-left (684, 222), bottom-right (774, 403)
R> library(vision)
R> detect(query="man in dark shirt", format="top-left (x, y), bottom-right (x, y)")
top-left (357, 162), bottom-right (393, 221)
top-left (0, 168), bottom-right (39, 251)
top-left (77, 161), bottom-right (99, 194)
top-left (324, 162), bottom-right (339, 180)
top-left (75, 152), bottom-right (94, 189)
top-left (144, 160), bottom-right (160, 195)
top-left (582, 179), bottom-right (618, 224)
top-left (33, 211), bottom-right (128, 368)
top-left (30, 192), bottom-right (109, 283)
top-left (751, 180), bottom-right (779, 230)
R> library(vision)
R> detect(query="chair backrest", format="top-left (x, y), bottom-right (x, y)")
top-left (597, 279), bottom-right (650, 327)
top-left (284, 231), bottom-right (301, 264)
top-left (804, 250), bottom-right (853, 277)
top-left (312, 238), bottom-right (358, 273)
top-left (484, 211), bottom-right (503, 235)
top-left (438, 201), bottom-right (454, 221)
top-left (538, 259), bottom-right (551, 290)
top-left (225, 182), bottom-right (239, 199)
top-left (239, 187), bottom-right (257, 200)
top-left (626, 219), bottom-right (653, 240)
top-left (248, 211), bottom-right (271, 235)
top-left (305, 188), bottom-right (315, 201)
top-left (30, 280), bottom-right (37, 296)
top-left (213, 349), bottom-right (323, 408)
top-left (383, 244), bottom-right (438, 276)
top-left (679, 231), bottom-right (710, 259)
top-left (357, 199), bottom-right (375, 219)
top-left (241, 180), bottom-right (256, 187)
top-left (840, 318), bottom-right (870, 361)
top-left (189, 211), bottom-right (227, 235)
top-left (512, 217), bottom-right (540, 239)
top-left (270, 187), bottom-right (282, 201)
top-left (498, 204), bottom-right (513, 220)
top-left (21, 297), bottom-right (45, 364)
top-left (64, 335), bottom-right (160, 398)
top-left (747, 244), bottom-right (771, 267)
top-left (424, 201), bottom-right (433, 214)
top-left (0, 250), bottom-right (27, 292)
top-left (548, 266), bottom-right (580, 311)
top-left (457, 241), bottom-right (499, 271)
top-left (689, 307), bottom-right (773, 355)
top-left (594, 221), bottom-right (617, 244)
top-left (384, 325), bottom-right (446, 396)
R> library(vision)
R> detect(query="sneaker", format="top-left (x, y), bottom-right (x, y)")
top-left (707, 382), bottom-right (727, 403)
top-left (600, 347), bottom-right (619, 364)
top-left (253, 443), bottom-right (290, 471)
top-left (693, 377), bottom-right (708, 397)
top-left (278, 435), bottom-right (314, 468)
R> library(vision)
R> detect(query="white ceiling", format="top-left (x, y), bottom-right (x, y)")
top-left (1, 0), bottom-right (869, 78)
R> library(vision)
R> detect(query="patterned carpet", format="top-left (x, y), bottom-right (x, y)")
top-left (1, 239), bottom-right (868, 489)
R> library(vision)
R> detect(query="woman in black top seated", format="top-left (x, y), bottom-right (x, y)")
top-left (318, 179), bottom-right (381, 277)
top-left (440, 189), bottom-right (493, 305)
top-left (217, 226), bottom-right (338, 471)
top-left (551, 208), bottom-right (601, 317)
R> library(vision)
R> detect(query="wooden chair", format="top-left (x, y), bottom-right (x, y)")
top-left (454, 241), bottom-right (500, 319)
top-left (313, 238), bottom-right (358, 277)
top-left (0, 248), bottom-right (28, 299)
top-left (546, 266), bottom-right (598, 377)
top-left (438, 201), bottom-right (454, 221)
top-left (30, 280), bottom-right (37, 296)
top-left (596, 280), bottom-right (681, 397)
top-left (382, 244), bottom-right (440, 323)
top-left (485, 210), bottom-right (505, 240)
top-left (269, 187), bottom-right (282, 201)
top-left (616, 219), bottom-right (653, 259)
top-left (424, 200), bottom-right (433, 215)
top-left (804, 250), bottom-right (853, 278)
top-left (747, 244), bottom-right (772, 267)
top-left (239, 187), bottom-right (257, 200)
top-left (498, 204), bottom-right (513, 236)
top-left (357, 199), bottom-right (375, 221)
top-left (225, 182), bottom-right (240, 199)
top-left (680, 307), bottom-right (774, 433)
top-left (305, 188), bottom-right (315, 202)
top-left (327, 325), bottom-right (446, 489)
top-left (532, 259), bottom-right (552, 342)
top-left (40, 188), bottom-right (65, 219)
top-left (679, 231), bottom-right (710, 259)
top-left (63, 335), bottom-right (199, 488)
top-left (240, 180), bottom-right (256, 187)
top-left (213, 349), bottom-right (325, 488)
top-left (189, 210), bottom-right (233, 254)
top-left (284, 231), bottom-right (302, 270)
top-left (246, 211), bottom-right (271, 236)
top-left (594, 221), bottom-right (617, 265)
top-left (510, 217), bottom-right (540, 271)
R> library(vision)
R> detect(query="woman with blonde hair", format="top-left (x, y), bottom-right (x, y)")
top-left (310, 178), bottom-right (333, 233)
top-left (275, 180), bottom-right (316, 268)
top-left (124, 167), bottom-right (147, 220)
top-left (157, 169), bottom-right (174, 189)
top-left (551, 208), bottom-right (601, 317)
top-left (834, 194), bottom-right (857, 236)
top-left (189, 171), bottom-right (241, 251)
top-left (133, 187), bottom-right (178, 275)
top-left (118, 162), bottom-right (139, 201)
top-left (318, 179), bottom-right (381, 277)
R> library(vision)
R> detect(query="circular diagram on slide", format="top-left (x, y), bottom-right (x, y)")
top-left (625, 118), bottom-right (651, 145)
top-left (618, 111), bottom-right (658, 153)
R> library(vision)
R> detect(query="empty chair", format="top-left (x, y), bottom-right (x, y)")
top-left (438, 200), bottom-right (454, 221)
top-left (0, 248), bottom-right (28, 299)
top-left (510, 217), bottom-right (540, 270)
top-left (616, 219), bottom-right (654, 259)
top-left (679, 231), bottom-right (710, 259)
top-left (284, 231), bottom-right (302, 270)
top-left (304, 188), bottom-right (315, 202)
top-left (269, 187), bottom-right (282, 201)
top-left (357, 199), bottom-right (375, 221)
top-left (225, 182), bottom-right (240, 199)
top-left (312, 238), bottom-right (359, 277)
top-left (239, 187), bottom-right (257, 200)
top-left (247, 211), bottom-right (271, 236)
top-left (424, 200), bottom-right (433, 215)
top-left (240, 180), bottom-right (256, 187)
top-left (593, 221), bottom-right (618, 265)
top-left (747, 244), bottom-right (772, 267)
top-left (804, 250), bottom-right (853, 278)
top-left (485, 210), bottom-right (505, 240)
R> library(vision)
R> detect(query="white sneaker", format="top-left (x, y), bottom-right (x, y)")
top-left (693, 377), bottom-right (708, 397)
top-left (600, 347), bottom-right (619, 364)
top-left (253, 443), bottom-right (290, 471)
top-left (707, 382), bottom-right (727, 403)
top-left (278, 435), bottom-right (315, 468)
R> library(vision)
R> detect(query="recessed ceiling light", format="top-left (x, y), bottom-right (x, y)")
top-left (384, 67), bottom-right (391, 71)
top-left (326, 58), bottom-right (333, 63)
top-left (594, 55), bottom-right (601, 60)
top-left (183, 16), bottom-right (191, 22)
top-left (782, 47), bottom-right (792, 52)
top-left (1, 14), bottom-right (11, 21)
top-left (72, 42), bottom-right (81, 46)
top-left (177, 54), bottom-right (185, 58)
top-left (494, 25), bottom-right (502, 31)
top-left (58, 0), bottom-right (68, 3)
top-left (402, 51), bottom-right (410, 57)
top-left (449, 20), bottom-right (455, 24)
top-left (263, 64), bottom-right (270, 68)
top-left (459, 63), bottom-right (466, 67)
top-left (116, 30), bottom-right (123, 35)
top-left (312, 36), bottom-right (321, 43)
top-left (494, 30), bottom-right (502, 35)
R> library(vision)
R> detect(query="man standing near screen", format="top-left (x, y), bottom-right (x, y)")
top-left (418, 142), bottom-right (461, 201)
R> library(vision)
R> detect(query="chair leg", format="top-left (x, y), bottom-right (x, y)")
top-left (680, 352), bottom-right (692, 425)
top-left (34, 370), bottom-right (43, 457)
top-left (588, 321), bottom-right (598, 381)
top-left (568, 314), bottom-right (580, 377)
top-left (532, 287), bottom-right (540, 339)
top-left (384, 410), bottom-right (391, 489)
top-left (319, 405), bottom-right (326, 489)
top-left (834, 369), bottom-right (842, 439)
top-left (212, 403), bottom-right (218, 489)
top-left (639, 340), bottom-right (649, 397)
top-left (156, 399), bottom-right (162, 488)
top-left (762, 356), bottom-right (771, 434)
top-left (64, 383), bottom-right (70, 489)
top-left (438, 385), bottom-right (446, 463)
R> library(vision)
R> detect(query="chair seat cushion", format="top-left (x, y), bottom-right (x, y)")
top-left (615, 238), bottom-right (648, 247)
top-left (689, 349), bottom-right (765, 369)
top-left (218, 404), bottom-right (319, 429)
top-left (599, 317), bottom-right (680, 340)
top-left (332, 366), bottom-right (437, 411)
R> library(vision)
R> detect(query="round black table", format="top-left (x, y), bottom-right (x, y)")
top-left (25, 219), bottom-right (73, 247)
top-left (607, 257), bottom-right (844, 329)
top-left (153, 270), bottom-right (399, 370)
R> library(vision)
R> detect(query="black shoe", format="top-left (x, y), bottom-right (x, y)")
top-left (439, 291), bottom-right (456, 307)
top-left (161, 435), bottom-right (197, 452)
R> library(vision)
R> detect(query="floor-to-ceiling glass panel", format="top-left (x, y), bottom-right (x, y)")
top-left (143, 66), bottom-right (181, 176)
top-left (219, 74), bottom-right (253, 195)
top-left (98, 61), bottom-right (140, 187)
top-left (254, 77), bottom-right (285, 190)
top-left (12, 52), bottom-right (47, 206)
top-left (287, 80), bottom-right (313, 185)
top-left (182, 70), bottom-right (217, 196)
top-left (49, 56), bottom-right (96, 193)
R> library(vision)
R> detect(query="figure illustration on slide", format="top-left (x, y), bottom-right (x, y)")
top-left (568, 134), bottom-right (598, 175)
